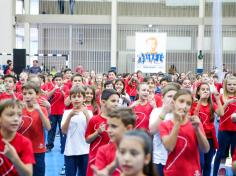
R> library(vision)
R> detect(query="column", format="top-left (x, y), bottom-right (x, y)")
top-left (197, 0), bottom-right (205, 74)
top-left (24, 0), bottom-right (31, 66)
top-left (0, 0), bottom-right (15, 64)
top-left (212, 0), bottom-right (223, 81)
top-left (110, 0), bottom-right (117, 70)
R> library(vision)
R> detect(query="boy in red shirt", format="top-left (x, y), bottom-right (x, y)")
top-left (0, 99), bottom-right (35, 176)
top-left (0, 75), bottom-right (22, 101)
top-left (130, 82), bottom-right (155, 131)
top-left (85, 89), bottom-right (119, 176)
top-left (94, 107), bottom-right (135, 176)
top-left (18, 81), bottom-right (51, 176)
top-left (46, 73), bottom-right (68, 153)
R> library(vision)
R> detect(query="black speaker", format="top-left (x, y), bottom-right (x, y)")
top-left (13, 49), bottom-right (26, 75)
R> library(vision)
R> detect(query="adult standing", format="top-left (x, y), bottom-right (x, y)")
top-left (29, 59), bottom-right (42, 74)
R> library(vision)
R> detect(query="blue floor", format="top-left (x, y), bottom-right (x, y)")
top-left (45, 135), bottom-right (64, 176)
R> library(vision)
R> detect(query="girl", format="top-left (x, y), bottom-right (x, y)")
top-left (117, 130), bottom-right (158, 176)
top-left (213, 76), bottom-right (236, 176)
top-left (61, 86), bottom-right (93, 176)
top-left (159, 89), bottom-right (210, 176)
top-left (130, 82), bottom-right (155, 131)
top-left (114, 79), bottom-right (131, 107)
top-left (191, 83), bottom-right (224, 176)
top-left (0, 99), bottom-right (35, 176)
top-left (84, 85), bottom-right (100, 115)
top-left (126, 73), bottom-right (139, 102)
top-left (149, 85), bottom-right (179, 176)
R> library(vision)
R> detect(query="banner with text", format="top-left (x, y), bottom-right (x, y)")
top-left (135, 33), bottom-right (167, 73)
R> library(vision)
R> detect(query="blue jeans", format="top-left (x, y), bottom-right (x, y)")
top-left (65, 154), bottom-right (88, 176)
top-left (33, 153), bottom-right (45, 176)
top-left (47, 114), bottom-right (66, 153)
top-left (203, 139), bottom-right (216, 176)
top-left (213, 131), bottom-right (236, 176)
top-left (154, 163), bottom-right (164, 176)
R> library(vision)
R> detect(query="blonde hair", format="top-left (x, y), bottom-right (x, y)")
top-left (223, 76), bottom-right (236, 102)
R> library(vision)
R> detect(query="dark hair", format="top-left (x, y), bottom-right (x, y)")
top-left (104, 80), bottom-right (114, 89)
top-left (53, 73), bottom-right (63, 81)
top-left (108, 107), bottom-right (136, 127)
top-left (108, 70), bottom-right (117, 76)
top-left (7, 60), bottom-right (12, 65)
top-left (121, 130), bottom-right (158, 176)
top-left (143, 76), bottom-right (155, 83)
top-left (84, 85), bottom-right (99, 114)
top-left (38, 74), bottom-right (46, 84)
top-left (22, 81), bottom-right (40, 94)
top-left (3, 74), bottom-right (17, 83)
top-left (114, 79), bottom-right (125, 95)
top-left (160, 77), bottom-right (171, 84)
top-left (63, 68), bottom-right (72, 74)
top-left (101, 89), bottom-right (119, 101)
top-left (0, 99), bottom-right (22, 116)
top-left (195, 83), bottom-right (215, 121)
top-left (71, 73), bottom-right (83, 81)
top-left (173, 89), bottom-right (193, 102)
top-left (70, 85), bottom-right (85, 97)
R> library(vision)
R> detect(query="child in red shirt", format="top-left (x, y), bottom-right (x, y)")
top-left (0, 75), bottom-right (22, 101)
top-left (46, 73), bottom-right (68, 153)
top-left (190, 83), bottom-right (224, 176)
top-left (213, 76), bottom-right (236, 176)
top-left (130, 82), bottom-right (155, 131)
top-left (159, 89), bottom-right (209, 176)
top-left (84, 85), bottom-right (100, 115)
top-left (85, 89), bottom-right (119, 176)
top-left (126, 73), bottom-right (139, 102)
top-left (0, 99), bottom-right (35, 176)
top-left (18, 81), bottom-right (51, 176)
top-left (94, 107), bottom-right (135, 176)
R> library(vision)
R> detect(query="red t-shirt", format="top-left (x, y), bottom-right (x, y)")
top-left (0, 92), bottom-right (22, 101)
top-left (126, 82), bottom-right (137, 97)
top-left (18, 107), bottom-right (48, 153)
top-left (0, 133), bottom-right (35, 176)
top-left (154, 93), bottom-right (163, 108)
top-left (95, 142), bottom-right (121, 176)
top-left (159, 120), bottom-right (203, 176)
top-left (190, 102), bottom-right (217, 139)
top-left (219, 95), bottom-right (236, 131)
top-left (15, 81), bottom-right (22, 93)
top-left (133, 102), bottom-right (153, 131)
top-left (85, 114), bottom-right (110, 176)
top-left (64, 89), bottom-right (73, 110)
top-left (48, 85), bottom-right (68, 115)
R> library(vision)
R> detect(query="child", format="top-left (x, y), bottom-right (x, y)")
top-left (18, 81), bottom-right (51, 176)
top-left (130, 82), bottom-right (155, 131)
top-left (61, 86), bottom-right (93, 176)
top-left (114, 79), bottom-right (131, 107)
top-left (117, 130), bottom-right (158, 176)
top-left (213, 76), bottom-right (236, 176)
top-left (159, 89), bottom-right (210, 176)
top-left (191, 83), bottom-right (224, 176)
top-left (0, 99), bottom-right (35, 176)
top-left (85, 89), bottom-right (119, 176)
top-left (0, 75), bottom-right (21, 101)
top-left (46, 73), bottom-right (68, 152)
top-left (94, 107), bottom-right (136, 176)
top-left (149, 85), bottom-right (179, 176)
top-left (126, 73), bottom-right (139, 102)
top-left (84, 85), bottom-right (100, 115)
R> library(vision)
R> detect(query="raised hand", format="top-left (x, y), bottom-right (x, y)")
top-left (189, 115), bottom-right (201, 130)
top-left (2, 139), bottom-right (18, 162)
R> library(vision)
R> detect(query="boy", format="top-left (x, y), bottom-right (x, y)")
top-left (61, 86), bottom-right (93, 176)
top-left (0, 75), bottom-right (22, 101)
top-left (85, 89), bottom-right (119, 176)
top-left (46, 73), bottom-right (68, 152)
top-left (0, 99), bottom-right (35, 176)
top-left (19, 81), bottom-right (51, 176)
top-left (94, 107), bottom-right (136, 176)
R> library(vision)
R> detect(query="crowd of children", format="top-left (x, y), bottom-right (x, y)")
top-left (0, 64), bottom-right (236, 176)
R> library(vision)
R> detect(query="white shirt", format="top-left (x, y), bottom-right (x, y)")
top-left (149, 107), bottom-right (173, 165)
top-left (61, 109), bottom-right (93, 156)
